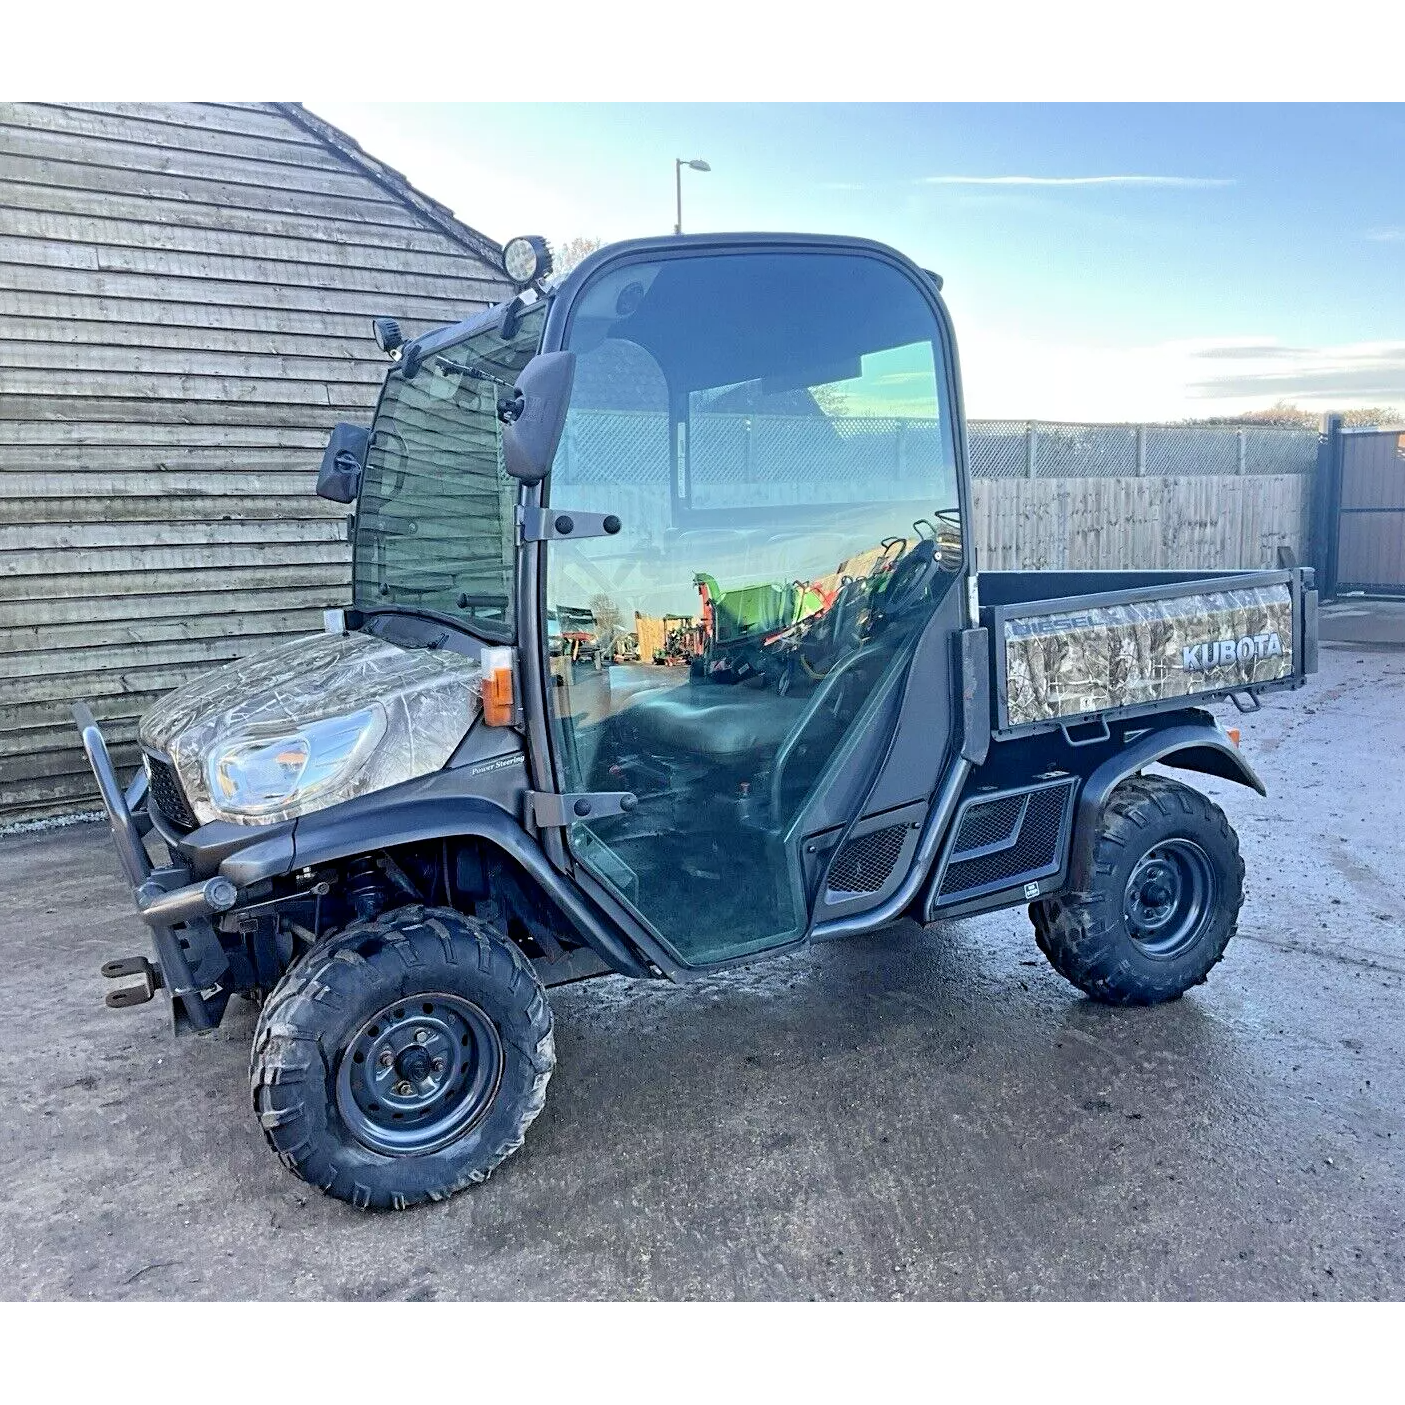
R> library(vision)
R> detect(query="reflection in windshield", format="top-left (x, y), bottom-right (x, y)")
top-left (678, 514), bottom-right (962, 689)
top-left (352, 304), bottom-right (545, 638)
top-left (545, 249), bottom-right (963, 966)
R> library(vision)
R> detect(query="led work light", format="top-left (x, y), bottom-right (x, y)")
top-left (502, 234), bottom-right (553, 287)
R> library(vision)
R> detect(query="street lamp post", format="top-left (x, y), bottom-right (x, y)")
top-left (674, 157), bottom-right (711, 235)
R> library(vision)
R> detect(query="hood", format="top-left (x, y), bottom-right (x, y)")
top-left (139, 630), bottom-right (482, 826)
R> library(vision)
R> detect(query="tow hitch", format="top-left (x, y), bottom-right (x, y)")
top-left (74, 701), bottom-right (235, 1033)
top-left (101, 955), bottom-right (164, 1009)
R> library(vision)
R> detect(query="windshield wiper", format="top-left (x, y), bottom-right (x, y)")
top-left (430, 355), bottom-right (517, 392)
top-left (361, 603), bottom-right (512, 644)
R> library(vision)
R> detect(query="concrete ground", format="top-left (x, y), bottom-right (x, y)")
top-left (2, 645), bottom-right (1402, 1301)
top-left (1320, 596), bottom-right (1405, 648)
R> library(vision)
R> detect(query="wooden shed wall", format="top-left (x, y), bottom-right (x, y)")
top-left (0, 101), bottom-right (511, 822)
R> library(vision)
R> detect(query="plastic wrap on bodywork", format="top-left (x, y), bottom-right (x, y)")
top-left (139, 632), bottom-right (482, 825)
top-left (1002, 583), bottom-right (1295, 728)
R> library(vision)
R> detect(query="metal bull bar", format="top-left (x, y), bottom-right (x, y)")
top-left (74, 702), bottom-right (151, 890)
top-left (73, 703), bottom-right (237, 1032)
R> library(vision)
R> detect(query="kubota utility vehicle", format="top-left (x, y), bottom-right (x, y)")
top-left (78, 232), bottom-right (1317, 1210)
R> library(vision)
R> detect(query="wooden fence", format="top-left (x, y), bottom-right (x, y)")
top-left (971, 472), bottom-right (1311, 572)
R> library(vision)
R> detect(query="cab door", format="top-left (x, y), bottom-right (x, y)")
top-left (541, 245), bottom-right (964, 967)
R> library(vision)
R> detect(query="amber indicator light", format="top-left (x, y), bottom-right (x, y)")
top-left (481, 648), bottom-right (516, 727)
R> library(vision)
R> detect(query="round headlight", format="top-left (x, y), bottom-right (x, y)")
top-left (502, 234), bottom-right (552, 287)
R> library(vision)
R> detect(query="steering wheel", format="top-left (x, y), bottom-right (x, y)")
top-left (872, 540), bottom-right (937, 623)
top-left (872, 537), bottom-right (907, 576)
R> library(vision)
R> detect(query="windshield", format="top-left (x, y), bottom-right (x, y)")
top-left (353, 303), bottom-right (546, 638)
top-left (552, 249), bottom-right (961, 622)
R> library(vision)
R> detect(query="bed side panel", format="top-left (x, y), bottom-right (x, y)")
top-left (997, 576), bottom-right (1295, 729)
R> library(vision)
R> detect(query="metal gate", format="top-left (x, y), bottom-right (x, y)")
top-left (1318, 423), bottom-right (1405, 596)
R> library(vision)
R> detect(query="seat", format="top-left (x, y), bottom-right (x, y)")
top-left (622, 682), bottom-right (808, 762)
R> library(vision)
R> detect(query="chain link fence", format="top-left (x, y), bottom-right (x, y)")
top-left (558, 412), bottom-right (1320, 486)
top-left (965, 421), bottom-right (1319, 479)
top-left (560, 411), bottom-right (669, 484)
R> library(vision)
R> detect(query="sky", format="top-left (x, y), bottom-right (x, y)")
top-left (314, 103), bottom-right (1405, 423)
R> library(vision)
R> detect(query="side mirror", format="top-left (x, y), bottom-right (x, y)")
top-left (316, 422), bottom-right (370, 503)
top-left (502, 351), bottom-right (576, 484)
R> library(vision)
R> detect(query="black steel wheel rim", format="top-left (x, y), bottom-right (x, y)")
top-left (335, 993), bottom-right (504, 1157)
top-left (1122, 839), bottom-right (1217, 959)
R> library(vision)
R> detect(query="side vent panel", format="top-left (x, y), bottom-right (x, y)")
top-left (952, 792), bottom-right (1024, 853)
top-left (812, 798), bottom-right (928, 920)
top-left (828, 823), bottom-right (909, 895)
top-left (934, 779), bottom-right (1075, 907)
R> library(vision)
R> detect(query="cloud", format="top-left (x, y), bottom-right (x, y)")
top-left (820, 174), bottom-right (1236, 194)
top-left (1192, 343), bottom-right (1303, 360)
top-left (1366, 226), bottom-right (1405, 242)
top-left (1184, 339), bottom-right (1405, 404)
top-left (957, 332), bottom-right (1405, 421)
top-left (917, 174), bottom-right (1235, 188)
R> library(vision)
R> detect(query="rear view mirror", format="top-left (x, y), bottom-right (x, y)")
top-left (502, 351), bottom-right (576, 484)
top-left (316, 422), bottom-right (370, 503)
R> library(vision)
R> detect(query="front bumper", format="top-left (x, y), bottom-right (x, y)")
top-left (75, 703), bottom-right (243, 1032)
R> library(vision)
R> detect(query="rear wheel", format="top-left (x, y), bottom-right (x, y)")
top-left (1030, 775), bottom-right (1244, 1005)
top-left (249, 905), bottom-right (554, 1210)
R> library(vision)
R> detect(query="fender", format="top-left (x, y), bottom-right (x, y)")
top-left (1067, 719), bottom-right (1266, 891)
top-left (218, 785), bottom-right (650, 981)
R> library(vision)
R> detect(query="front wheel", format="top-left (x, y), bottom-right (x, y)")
top-left (249, 906), bottom-right (554, 1210)
top-left (1030, 775), bottom-right (1244, 1005)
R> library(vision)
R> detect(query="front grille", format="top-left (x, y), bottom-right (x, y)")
top-left (144, 752), bottom-right (197, 830)
top-left (828, 823), bottom-right (908, 894)
top-left (938, 781), bottom-right (1073, 900)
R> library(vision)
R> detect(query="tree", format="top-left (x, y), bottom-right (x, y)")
top-left (1339, 406), bottom-right (1404, 428)
top-left (589, 593), bottom-right (623, 644)
top-left (1186, 399), bottom-right (1404, 429)
top-left (552, 236), bottom-right (603, 278)
top-left (810, 382), bottom-right (850, 416)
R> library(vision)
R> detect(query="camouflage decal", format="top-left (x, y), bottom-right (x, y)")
top-left (139, 632), bottom-right (482, 824)
top-left (1002, 583), bottom-right (1294, 728)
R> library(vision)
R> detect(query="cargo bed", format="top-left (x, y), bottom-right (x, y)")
top-left (977, 567), bottom-right (1318, 738)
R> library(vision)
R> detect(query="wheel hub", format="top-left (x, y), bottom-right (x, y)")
top-left (396, 1046), bottom-right (433, 1083)
top-left (334, 993), bottom-right (504, 1157)
top-left (1122, 839), bottom-right (1217, 959)
top-left (1142, 877), bottom-right (1173, 908)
